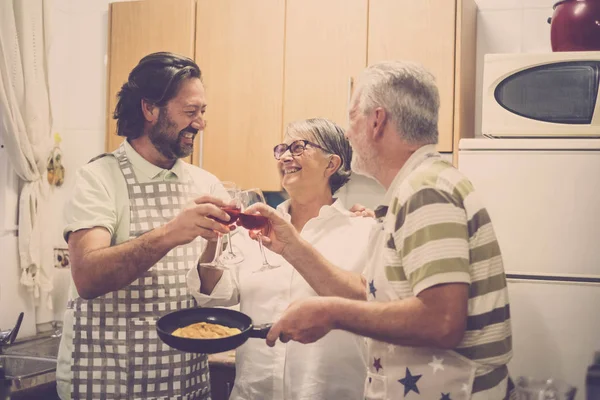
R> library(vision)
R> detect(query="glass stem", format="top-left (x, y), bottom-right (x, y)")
top-left (211, 234), bottom-right (224, 264)
top-left (227, 232), bottom-right (235, 255)
top-left (257, 233), bottom-right (270, 266)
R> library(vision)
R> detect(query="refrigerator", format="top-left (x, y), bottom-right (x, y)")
top-left (458, 138), bottom-right (600, 399)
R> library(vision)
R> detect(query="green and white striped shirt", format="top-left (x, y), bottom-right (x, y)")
top-left (374, 145), bottom-right (512, 398)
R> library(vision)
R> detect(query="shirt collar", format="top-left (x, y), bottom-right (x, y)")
top-left (275, 198), bottom-right (349, 223)
top-left (123, 140), bottom-right (185, 180)
top-left (381, 144), bottom-right (440, 206)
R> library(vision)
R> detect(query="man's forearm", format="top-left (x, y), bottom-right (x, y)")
top-left (328, 297), bottom-right (464, 349)
top-left (73, 226), bottom-right (174, 299)
top-left (285, 239), bottom-right (366, 300)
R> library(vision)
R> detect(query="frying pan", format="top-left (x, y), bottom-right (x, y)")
top-left (156, 307), bottom-right (272, 354)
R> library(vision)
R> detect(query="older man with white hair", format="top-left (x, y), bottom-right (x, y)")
top-left (248, 61), bottom-right (515, 400)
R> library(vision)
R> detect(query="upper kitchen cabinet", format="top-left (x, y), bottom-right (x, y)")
top-left (368, 0), bottom-right (477, 155)
top-left (195, 0), bottom-right (285, 191)
top-left (283, 0), bottom-right (367, 129)
top-left (105, 0), bottom-right (197, 163)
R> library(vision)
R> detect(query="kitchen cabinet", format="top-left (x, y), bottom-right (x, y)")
top-left (195, 0), bottom-right (285, 191)
top-left (283, 0), bottom-right (367, 128)
top-left (106, 0), bottom-right (197, 164)
top-left (105, 0), bottom-right (476, 189)
top-left (368, 0), bottom-right (477, 158)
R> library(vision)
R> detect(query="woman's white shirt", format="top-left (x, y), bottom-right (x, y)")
top-left (187, 199), bottom-right (375, 400)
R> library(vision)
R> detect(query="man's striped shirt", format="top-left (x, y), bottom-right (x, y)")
top-left (378, 147), bottom-right (513, 398)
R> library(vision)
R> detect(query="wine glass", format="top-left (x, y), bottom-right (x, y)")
top-left (218, 182), bottom-right (245, 264)
top-left (239, 188), bottom-right (280, 272)
top-left (198, 182), bottom-right (242, 270)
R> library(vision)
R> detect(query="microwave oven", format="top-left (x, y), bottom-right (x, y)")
top-left (482, 52), bottom-right (600, 138)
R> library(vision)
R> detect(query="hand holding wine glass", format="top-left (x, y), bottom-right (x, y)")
top-left (239, 202), bottom-right (300, 258)
top-left (198, 182), bottom-right (242, 270)
top-left (169, 194), bottom-right (231, 246)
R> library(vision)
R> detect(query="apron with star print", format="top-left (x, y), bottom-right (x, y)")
top-left (69, 143), bottom-right (210, 399)
top-left (363, 154), bottom-right (477, 400)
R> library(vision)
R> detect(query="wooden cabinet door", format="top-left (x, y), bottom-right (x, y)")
top-left (283, 0), bottom-right (367, 129)
top-left (106, 0), bottom-right (196, 162)
top-left (367, 0), bottom-right (457, 152)
top-left (195, 0), bottom-right (285, 191)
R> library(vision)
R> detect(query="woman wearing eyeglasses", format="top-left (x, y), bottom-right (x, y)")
top-left (187, 118), bottom-right (375, 400)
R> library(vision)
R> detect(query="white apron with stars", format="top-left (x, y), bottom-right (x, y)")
top-left (69, 143), bottom-right (210, 400)
top-left (363, 154), bottom-right (477, 400)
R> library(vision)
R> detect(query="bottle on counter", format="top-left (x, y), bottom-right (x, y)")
top-left (587, 351), bottom-right (600, 400)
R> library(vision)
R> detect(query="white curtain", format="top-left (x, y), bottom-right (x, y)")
top-left (0, 0), bottom-right (54, 320)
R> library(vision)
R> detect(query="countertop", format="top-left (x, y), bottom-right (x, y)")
top-left (8, 334), bottom-right (236, 366)
top-left (208, 350), bottom-right (236, 368)
top-left (5, 333), bottom-right (235, 393)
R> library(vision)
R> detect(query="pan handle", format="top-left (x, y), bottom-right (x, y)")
top-left (248, 323), bottom-right (272, 339)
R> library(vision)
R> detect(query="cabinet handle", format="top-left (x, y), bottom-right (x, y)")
top-left (347, 77), bottom-right (354, 126)
top-left (347, 77), bottom-right (354, 106)
top-left (226, 382), bottom-right (231, 396)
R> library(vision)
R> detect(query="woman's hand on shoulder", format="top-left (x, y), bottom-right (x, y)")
top-left (349, 203), bottom-right (375, 218)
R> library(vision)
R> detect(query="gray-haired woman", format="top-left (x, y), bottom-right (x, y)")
top-left (188, 118), bottom-right (374, 400)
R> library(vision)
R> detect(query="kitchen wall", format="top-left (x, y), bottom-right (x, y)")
top-left (0, 0), bottom-right (558, 336)
top-left (0, 148), bottom-right (36, 337)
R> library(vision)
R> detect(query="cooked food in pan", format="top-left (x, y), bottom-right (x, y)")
top-left (171, 322), bottom-right (242, 339)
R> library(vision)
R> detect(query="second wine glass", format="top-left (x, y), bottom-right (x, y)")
top-left (218, 182), bottom-right (245, 265)
top-left (198, 182), bottom-right (242, 270)
top-left (239, 188), bottom-right (280, 272)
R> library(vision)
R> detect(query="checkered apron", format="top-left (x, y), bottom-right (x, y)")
top-left (70, 143), bottom-right (211, 399)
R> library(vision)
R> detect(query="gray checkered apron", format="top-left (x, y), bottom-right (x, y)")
top-left (70, 143), bottom-right (211, 399)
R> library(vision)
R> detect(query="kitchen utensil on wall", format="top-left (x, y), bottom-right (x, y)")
top-left (156, 307), bottom-right (271, 354)
top-left (549, 0), bottom-right (600, 51)
top-left (53, 248), bottom-right (70, 269)
top-left (47, 133), bottom-right (65, 187)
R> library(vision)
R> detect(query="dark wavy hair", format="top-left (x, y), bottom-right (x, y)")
top-left (113, 52), bottom-right (202, 139)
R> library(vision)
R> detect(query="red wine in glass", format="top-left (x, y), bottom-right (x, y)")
top-left (209, 206), bottom-right (241, 224)
top-left (238, 213), bottom-right (268, 230)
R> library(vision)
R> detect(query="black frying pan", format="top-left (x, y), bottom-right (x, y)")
top-left (156, 307), bottom-right (272, 354)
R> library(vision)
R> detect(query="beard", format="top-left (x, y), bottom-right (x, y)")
top-left (350, 145), bottom-right (376, 180)
top-left (148, 109), bottom-right (197, 160)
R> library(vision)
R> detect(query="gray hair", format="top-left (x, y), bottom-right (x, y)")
top-left (358, 61), bottom-right (440, 145)
top-left (285, 118), bottom-right (352, 195)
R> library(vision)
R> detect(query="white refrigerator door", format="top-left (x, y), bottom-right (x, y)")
top-left (458, 139), bottom-right (600, 278)
top-left (507, 279), bottom-right (600, 398)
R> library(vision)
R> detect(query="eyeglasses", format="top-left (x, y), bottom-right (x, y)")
top-left (273, 140), bottom-right (329, 160)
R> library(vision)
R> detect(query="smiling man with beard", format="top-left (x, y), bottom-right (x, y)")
top-left (56, 52), bottom-right (231, 399)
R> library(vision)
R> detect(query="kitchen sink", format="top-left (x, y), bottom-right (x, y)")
top-left (0, 354), bottom-right (56, 379)
top-left (0, 354), bottom-right (56, 391)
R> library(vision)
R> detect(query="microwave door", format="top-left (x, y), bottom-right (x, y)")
top-left (494, 61), bottom-right (600, 125)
